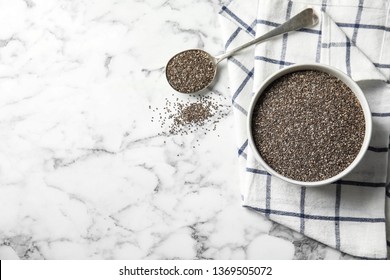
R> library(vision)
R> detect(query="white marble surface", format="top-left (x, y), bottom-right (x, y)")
top-left (0, 0), bottom-right (353, 260)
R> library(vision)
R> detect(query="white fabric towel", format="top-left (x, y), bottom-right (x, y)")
top-left (219, 0), bottom-right (390, 259)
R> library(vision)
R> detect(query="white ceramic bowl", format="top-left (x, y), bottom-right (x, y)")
top-left (247, 63), bottom-right (372, 187)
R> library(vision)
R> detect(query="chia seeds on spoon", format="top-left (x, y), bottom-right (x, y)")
top-left (166, 50), bottom-right (216, 93)
top-left (252, 70), bottom-right (365, 182)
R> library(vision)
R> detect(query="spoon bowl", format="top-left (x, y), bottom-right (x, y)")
top-left (165, 49), bottom-right (217, 94)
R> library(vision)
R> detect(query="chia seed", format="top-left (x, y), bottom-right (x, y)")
top-left (166, 50), bottom-right (216, 93)
top-left (252, 70), bottom-right (365, 182)
top-left (149, 94), bottom-right (229, 137)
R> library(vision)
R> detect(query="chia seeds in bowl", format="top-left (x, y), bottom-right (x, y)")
top-left (247, 64), bottom-right (372, 186)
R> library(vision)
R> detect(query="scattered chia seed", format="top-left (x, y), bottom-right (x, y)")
top-left (166, 50), bottom-right (216, 93)
top-left (149, 94), bottom-right (229, 136)
top-left (252, 70), bottom-right (365, 182)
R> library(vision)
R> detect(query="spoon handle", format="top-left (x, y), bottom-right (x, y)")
top-left (215, 8), bottom-right (319, 63)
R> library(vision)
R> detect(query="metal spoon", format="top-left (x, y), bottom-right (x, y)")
top-left (166, 8), bottom-right (319, 94)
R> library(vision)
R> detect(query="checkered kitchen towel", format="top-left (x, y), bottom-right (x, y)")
top-left (219, 0), bottom-right (390, 259)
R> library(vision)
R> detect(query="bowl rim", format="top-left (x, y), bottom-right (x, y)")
top-left (247, 63), bottom-right (372, 187)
